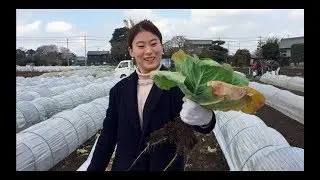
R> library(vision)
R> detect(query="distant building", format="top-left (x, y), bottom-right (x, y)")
top-left (185, 39), bottom-right (213, 55)
top-left (72, 56), bottom-right (86, 66)
top-left (161, 58), bottom-right (171, 68)
top-left (279, 36), bottom-right (304, 57)
top-left (87, 51), bottom-right (110, 65)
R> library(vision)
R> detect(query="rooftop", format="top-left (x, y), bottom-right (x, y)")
top-left (279, 36), bottom-right (304, 49)
top-left (185, 39), bottom-right (213, 45)
top-left (87, 51), bottom-right (109, 56)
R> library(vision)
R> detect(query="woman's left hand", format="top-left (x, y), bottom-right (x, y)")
top-left (179, 98), bottom-right (213, 126)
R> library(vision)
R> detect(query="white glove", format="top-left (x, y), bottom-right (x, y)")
top-left (180, 98), bottom-right (213, 126)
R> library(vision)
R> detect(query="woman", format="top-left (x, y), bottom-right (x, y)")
top-left (87, 20), bottom-right (216, 171)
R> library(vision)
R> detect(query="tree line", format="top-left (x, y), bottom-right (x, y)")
top-left (16, 19), bottom-right (304, 67)
top-left (16, 45), bottom-right (76, 66)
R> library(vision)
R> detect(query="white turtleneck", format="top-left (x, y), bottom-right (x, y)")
top-left (136, 64), bottom-right (162, 130)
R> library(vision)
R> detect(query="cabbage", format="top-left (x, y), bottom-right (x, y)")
top-left (150, 50), bottom-right (265, 114)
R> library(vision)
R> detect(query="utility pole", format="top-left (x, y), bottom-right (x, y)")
top-left (227, 43), bottom-right (230, 63)
top-left (84, 35), bottom-right (87, 67)
top-left (67, 38), bottom-right (69, 66)
top-left (259, 36), bottom-right (262, 59)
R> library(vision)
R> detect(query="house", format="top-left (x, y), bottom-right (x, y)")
top-left (87, 51), bottom-right (110, 65)
top-left (72, 56), bottom-right (86, 66)
top-left (185, 39), bottom-right (213, 55)
top-left (161, 58), bottom-right (171, 68)
top-left (279, 36), bottom-right (304, 57)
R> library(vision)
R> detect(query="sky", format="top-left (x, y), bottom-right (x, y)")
top-left (16, 9), bottom-right (304, 56)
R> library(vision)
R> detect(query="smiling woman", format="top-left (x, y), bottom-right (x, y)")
top-left (127, 20), bottom-right (164, 74)
top-left (86, 19), bottom-right (217, 171)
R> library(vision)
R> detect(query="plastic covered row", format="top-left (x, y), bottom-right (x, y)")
top-left (260, 73), bottom-right (304, 92)
top-left (213, 110), bottom-right (304, 171)
top-left (16, 96), bottom-right (109, 171)
top-left (16, 76), bottom-right (94, 89)
top-left (249, 82), bottom-right (304, 124)
top-left (16, 80), bottom-right (118, 133)
top-left (16, 76), bottom-right (118, 102)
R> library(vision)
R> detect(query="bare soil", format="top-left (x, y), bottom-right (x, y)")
top-left (16, 71), bottom-right (47, 77)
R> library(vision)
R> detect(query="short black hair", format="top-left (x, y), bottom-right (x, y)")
top-left (127, 19), bottom-right (163, 49)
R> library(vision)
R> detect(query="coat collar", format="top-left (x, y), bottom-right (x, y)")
top-left (126, 65), bottom-right (167, 140)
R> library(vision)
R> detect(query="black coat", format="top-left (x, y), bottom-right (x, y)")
top-left (87, 65), bottom-right (216, 171)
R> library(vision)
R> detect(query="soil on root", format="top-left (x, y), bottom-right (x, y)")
top-left (129, 119), bottom-right (229, 171)
top-left (50, 123), bottom-right (230, 171)
top-left (128, 119), bottom-right (198, 171)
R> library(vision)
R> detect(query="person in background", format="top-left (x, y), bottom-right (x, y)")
top-left (272, 60), bottom-right (281, 75)
top-left (87, 19), bottom-right (216, 171)
top-left (253, 60), bottom-right (262, 78)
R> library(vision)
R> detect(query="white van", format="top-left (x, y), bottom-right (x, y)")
top-left (114, 60), bottom-right (136, 78)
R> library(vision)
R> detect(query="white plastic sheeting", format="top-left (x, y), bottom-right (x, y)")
top-left (16, 96), bottom-right (110, 171)
top-left (260, 73), bottom-right (304, 92)
top-left (16, 91), bottom-right (41, 102)
top-left (51, 94), bottom-right (74, 112)
top-left (213, 110), bottom-right (304, 171)
top-left (49, 84), bottom-right (78, 96)
top-left (241, 145), bottom-right (304, 171)
top-left (18, 85), bottom-right (53, 97)
top-left (249, 82), bottom-right (304, 124)
top-left (16, 76), bottom-right (115, 102)
top-left (253, 147), bottom-right (304, 171)
top-left (234, 71), bottom-right (246, 77)
top-left (32, 97), bottom-right (60, 119)
top-left (16, 65), bottom-right (85, 72)
top-left (17, 76), bottom-right (93, 90)
top-left (16, 79), bottom-right (118, 133)
top-left (16, 101), bottom-right (43, 133)
top-left (73, 103), bottom-right (106, 131)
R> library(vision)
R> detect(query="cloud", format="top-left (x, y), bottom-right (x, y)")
top-left (123, 9), bottom-right (273, 42)
top-left (288, 9), bottom-right (304, 20)
top-left (209, 26), bottom-right (229, 35)
top-left (16, 9), bottom-right (304, 56)
top-left (16, 20), bottom-right (42, 37)
top-left (191, 9), bottom-right (272, 19)
top-left (45, 21), bottom-right (72, 33)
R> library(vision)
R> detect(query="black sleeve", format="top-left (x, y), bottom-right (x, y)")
top-left (87, 87), bottom-right (118, 171)
top-left (191, 112), bottom-right (216, 134)
top-left (172, 87), bottom-right (216, 135)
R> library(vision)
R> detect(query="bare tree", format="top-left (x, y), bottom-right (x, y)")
top-left (171, 35), bottom-right (187, 49)
top-left (123, 19), bottom-right (135, 28)
top-left (123, 19), bottom-right (129, 28)
top-left (129, 19), bottom-right (135, 27)
top-left (59, 47), bottom-right (71, 59)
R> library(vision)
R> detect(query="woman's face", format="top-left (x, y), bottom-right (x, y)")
top-left (129, 31), bottom-right (163, 74)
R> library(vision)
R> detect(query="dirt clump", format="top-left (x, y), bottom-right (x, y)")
top-left (128, 118), bottom-right (198, 171)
